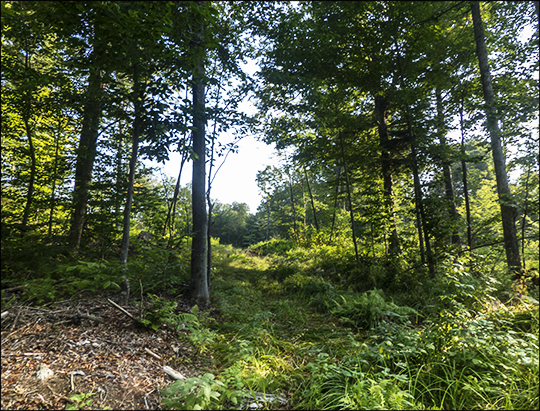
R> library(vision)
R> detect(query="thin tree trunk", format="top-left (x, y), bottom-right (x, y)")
top-left (47, 119), bottom-right (62, 239)
top-left (189, 2), bottom-right (209, 306)
top-left (21, 110), bottom-right (36, 234)
top-left (339, 131), bottom-right (360, 266)
top-left (163, 151), bottom-right (187, 236)
top-left (471, 1), bottom-right (521, 272)
top-left (436, 90), bottom-right (460, 244)
top-left (411, 143), bottom-right (427, 267)
top-left (119, 63), bottom-right (142, 266)
top-left (21, 45), bottom-right (36, 234)
top-left (288, 172), bottom-right (299, 241)
top-left (374, 94), bottom-right (400, 253)
top-left (303, 166), bottom-right (319, 231)
top-left (265, 199), bottom-right (271, 241)
top-left (119, 61), bottom-right (144, 304)
top-left (520, 161), bottom-right (531, 270)
top-left (331, 165), bottom-right (342, 239)
top-left (459, 97), bottom-right (473, 250)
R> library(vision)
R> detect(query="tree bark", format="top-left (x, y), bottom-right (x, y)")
top-left (471, 1), bottom-right (521, 272)
top-left (189, 2), bottom-right (209, 306)
top-left (436, 89), bottom-right (460, 244)
top-left (68, 33), bottom-right (104, 249)
top-left (374, 95), bottom-right (401, 254)
top-left (339, 131), bottom-right (360, 266)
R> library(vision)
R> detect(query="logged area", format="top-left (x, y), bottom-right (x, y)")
top-left (2, 1), bottom-right (539, 410)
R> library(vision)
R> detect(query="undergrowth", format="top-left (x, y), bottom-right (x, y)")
top-left (2, 235), bottom-right (538, 410)
top-left (172, 241), bottom-right (539, 410)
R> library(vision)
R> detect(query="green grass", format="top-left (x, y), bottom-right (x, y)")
top-left (173, 242), bottom-right (540, 410)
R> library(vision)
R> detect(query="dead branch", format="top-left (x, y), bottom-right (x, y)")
top-left (106, 298), bottom-right (140, 323)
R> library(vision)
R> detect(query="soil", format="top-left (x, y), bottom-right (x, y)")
top-left (1, 291), bottom-right (213, 410)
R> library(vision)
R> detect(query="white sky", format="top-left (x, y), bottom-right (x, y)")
top-left (145, 60), bottom-right (280, 214)
top-left (152, 135), bottom-right (278, 214)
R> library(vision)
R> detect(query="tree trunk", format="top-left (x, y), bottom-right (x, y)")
top-left (471, 1), bottom-right (521, 272)
top-left (287, 172), bottom-right (299, 241)
top-left (520, 160), bottom-right (531, 270)
top-left (20, 45), bottom-right (36, 234)
top-left (303, 166), bottom-right (319, 231)
top-left (459, 96), bottom-right (473, 250)
top-left (436, 89), bottom-right (460, 244)
top-left (411, 143), bottom-right (427, 266)
top-left (163, 151), bottom-right (188, 237)
top-left (265, 199), bottom-right (271, 241)
top-left (119, 63), bottom-right (143, 266)
top-left (21, 109), bottom-right (36, 234)
top-left (47, 119), bottom-right (62, 239)
top-left (331, 165), bottom-right (342, 239)
top-left (189, 2), bottom-right (209, 307)
top-left (119, 61), bottom-right (144, 305)
top-left (339, 131), bottom-right (360, 266)
top-left (374, 95), bottom-right (401, 253)
top-left (68, 57), bottom-right (104, 249)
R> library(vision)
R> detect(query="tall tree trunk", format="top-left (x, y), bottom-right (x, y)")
top-left (21, 45), bottom-right (36, 234)
top-left (331, 165), bottom-right (342, 239)
top-left (163, 151), bottom-right (188, 237)
top-left (21, 110), bottom-right (36, 234)
top-left (520, 160), bottom-right (532, 270)
top-left (411, 143), bottom-right (427, 267)
top-left (374, 95), bottom-right (400, 253)
top-left (303, 166), bottom-right (319, 231)
top-left (471, 1), bottom-right (521, 272)
top-left (459, 96), bottom-right (473, 250)
top-left (189, 2), bottom-right (209, 306)
top-left (436, 89), bottom-right (460, 244)
top-left (265, 199), bottom-right (271, 241)
top-left (119, 63), bottom-right (142, 266)
top-left (68, 50), bottom-right (104, 249)
top-left (339, 131), bottom-right (360, 266)
top-left (287, 171), bottom-right (299, 241)
top-left (119, 61), bottom-right (144, 304)
top-left (47, 119), bottom-right (62, 239)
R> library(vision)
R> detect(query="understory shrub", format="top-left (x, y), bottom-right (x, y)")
top-left (329, 289), bottom-right (419, 330)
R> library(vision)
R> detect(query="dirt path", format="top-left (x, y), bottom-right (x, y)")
top-left (1, 293), bottom-right (206, 410)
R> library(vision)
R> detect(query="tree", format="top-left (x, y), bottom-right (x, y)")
top-left (189, 1), bottom-right (210, 306)
top-left (471, 1), bottom-right (521, 272)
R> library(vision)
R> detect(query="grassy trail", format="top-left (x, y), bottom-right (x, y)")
top-left (173, 243), bottom-right (539, 410)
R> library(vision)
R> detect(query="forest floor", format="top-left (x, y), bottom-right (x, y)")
top-left (2, 242), bottom-right (538, 410)
top-left (0, 291), bottom-right (212, 410)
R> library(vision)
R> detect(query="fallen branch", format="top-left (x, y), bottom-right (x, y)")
top-left (162, 366), bottom-right (186, 380)
top-left (2, 284), bottom-right (28, 292)
top-left (106, 298), bottom-right (140, 323)
top-left (145, 348), bottom-right (162, 360)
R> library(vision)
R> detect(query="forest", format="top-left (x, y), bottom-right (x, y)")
top-left (1, 1), bottom-right (539, 410)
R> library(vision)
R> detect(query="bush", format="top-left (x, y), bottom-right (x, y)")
top-left (329, 289), bottom-right (418, 330)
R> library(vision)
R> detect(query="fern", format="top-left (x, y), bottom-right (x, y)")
top-left (330, 289), bottom-right (417, 330)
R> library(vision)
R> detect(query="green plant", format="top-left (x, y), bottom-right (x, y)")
top-left (65, 393), bottom-right (104, 410)
top-left (140, 294), bottom-right (178, 331)
top-left (161, 373), bottom-right (224, 410)
top-left (330, 289), bottom-right (418, 330)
